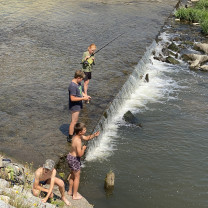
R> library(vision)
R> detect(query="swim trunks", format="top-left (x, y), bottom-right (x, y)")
top-left (33, 179), bottom-right (48, 185)
top-left (39, 180), bottom-right (48, 185)
top-left (83, 72), bottom-right (91, 81)
top-left (67, 153), bottom-right (81, 172)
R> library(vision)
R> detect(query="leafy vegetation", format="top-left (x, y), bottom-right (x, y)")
top-left (174, 0), bottom-right (208, 34)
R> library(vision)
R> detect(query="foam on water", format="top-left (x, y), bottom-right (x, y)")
top-left (86, 34), bottom-right (181, 162)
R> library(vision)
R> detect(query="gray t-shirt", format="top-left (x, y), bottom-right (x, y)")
top-left (68, 82), bottom-right (83, 112)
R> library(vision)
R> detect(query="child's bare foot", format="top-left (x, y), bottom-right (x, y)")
top-left (62, 196), bottom-right (71, 206)
top-left (67, 191), bottom-right (73, 196)
top-left (72, 192), bottom-right (82, 200)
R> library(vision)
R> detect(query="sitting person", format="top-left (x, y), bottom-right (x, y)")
top-left (32, 159), bottom-right (70, 206)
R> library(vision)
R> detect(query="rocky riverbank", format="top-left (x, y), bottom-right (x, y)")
top-left (152, 0), bottom-right (208, 71)
top-left (0, 154), bottom-right (93, 208)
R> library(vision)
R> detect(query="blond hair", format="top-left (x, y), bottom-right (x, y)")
top-left (88, 43), bottom-right (96, 50)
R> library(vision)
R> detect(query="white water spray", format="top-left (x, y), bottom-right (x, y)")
top-left (86, 34), bottom-right (180, 162)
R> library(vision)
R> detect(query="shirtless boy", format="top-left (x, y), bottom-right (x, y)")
top-left (32, 159), bottom-right (70, 206)
top-left (67, 122), bottom-right (100, 199)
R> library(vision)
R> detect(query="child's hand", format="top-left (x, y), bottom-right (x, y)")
top-left (83, 96), bottom-right (89, 101)
top-left (41, 197), bottom-right (48, 203)
top-left (85, 56), bottom-right (90, 60)
top-left (94, 131), bottom-right (100, 137)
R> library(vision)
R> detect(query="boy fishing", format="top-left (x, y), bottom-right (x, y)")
top-left (81, 43), bottom-right (97, 99)
top-left (67, 122), bottom-right (100, 199)
top-left (67, 70), bottom-right (91, 142)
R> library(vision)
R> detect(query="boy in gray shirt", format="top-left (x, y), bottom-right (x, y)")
top-left (67, 70), bottom-right (90, 142)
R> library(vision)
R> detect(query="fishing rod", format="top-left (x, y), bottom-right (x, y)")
top-left (81, 32), bottom-right (125, 66)
top-left (93, 32), bottom-right (125, 55)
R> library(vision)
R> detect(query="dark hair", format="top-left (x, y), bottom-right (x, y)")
top-left (74, 70), bottom-right (85, 79)
top-left (74, 122), bottom-right (86, 135)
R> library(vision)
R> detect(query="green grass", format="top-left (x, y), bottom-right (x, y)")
top-left (195, 0), bottom-right (208, 9)
top-left (201, 19), bottom-right (208, 34)
top-left (174, 0), bottom-right (208, 34)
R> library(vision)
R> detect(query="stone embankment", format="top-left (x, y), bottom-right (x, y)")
top-left (0, 155), bottom-right (93, 208)
top-left (153, 0), bottom-right (208, 72)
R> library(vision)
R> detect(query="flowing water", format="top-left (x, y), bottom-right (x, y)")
top-left (81, 33), bottom-right (208, 207)
top-left (1, 0), bottom-right (208, 207)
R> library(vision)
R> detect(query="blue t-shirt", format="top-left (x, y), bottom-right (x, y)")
top-left (68, 82), bottom-right (83, 111)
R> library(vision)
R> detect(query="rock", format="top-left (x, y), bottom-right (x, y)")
top-left (165, 56), bottom-right (180, 65)
top-left (122, 70), bottom-right (131, 75)
top-left (0, 179), bottom-right (10, 189)
top-left (145, 74), bottom-right (149, 82)
top-left (0, 195), bottom-right (10, 204)
top-left (153, 56), bottom-right (166, 62)
top-left (104, 171), bottom-right (115, 189)
top-left (181, 54), bottom-right (208, 69)
top-left (200, 65), bottom-right (208, 71)
top-left (172, 36), bottom-right (181, 41)
top-left (194, 43), bottom-right (208, 54)
top-left (168, 42), bottom-right (179, 52)
top-left (162, 47), bottom-right (170, 56)
top-left (123, 111), bottom-right (142, 127)
top-left (3, 163), bottom-right (26, 185)
top-left (181, 54), bottom-right (191, 62)
top-left (0, 200), bottom-right (15, 208)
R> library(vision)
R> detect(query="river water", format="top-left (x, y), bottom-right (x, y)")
top-left (1, 0), bottom-right (208, 207)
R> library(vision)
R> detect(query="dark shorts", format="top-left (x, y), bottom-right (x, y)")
top-left (67, 153), bottom-right (81, 172)
top-left (33, 179), bottom-right (48, 186)
top-left (69, 105), bottom-right (82, 112)
top-left (39, 180), bottom-right (48, 185)
top-left (84, 72), bottom-right (91, 81)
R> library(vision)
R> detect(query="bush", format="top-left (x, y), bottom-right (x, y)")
top-left (175, 7), bottom-right (190, 20)
top-left (175, 0), bottom-right (208, 35)
top-left (195, 0), bottom-right (208, 9)
top-left (201, 19), bottom-right (208, 34)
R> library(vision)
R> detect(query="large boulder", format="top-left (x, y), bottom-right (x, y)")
top-left (200, 65), bottom-right (208, 71)
top-left (181, 54), bottom-right (208, 69)
top-left (123, 111), bottom-right (142, 127)
top-left (194, 43), bottom-right (208, 54)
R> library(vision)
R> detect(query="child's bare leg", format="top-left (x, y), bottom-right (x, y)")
top-left (68, 172), bottom-right (74, 196)
top-left (84, 79), bottom-right (90, 96)
top-left (72, 170), bottom-right (82, 200)
top-left (69, 111), bottom-right (80, 135)
top-left (54, 177), bottom-right (71, 206)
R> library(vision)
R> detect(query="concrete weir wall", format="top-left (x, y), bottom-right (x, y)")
top-left (0, 0), bottom-right (179, 167)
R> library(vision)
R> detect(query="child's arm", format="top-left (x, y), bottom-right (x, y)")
top-left (82, 92), bottom-right (91, 100)
top-left (76, 140), bottom-right (87, 157)
top-left (70, 95), bottom-right (88, 101)
top-left (82, 131), bottom-right (100, 141)
top-left (42, 169), bottom-right (56, 203)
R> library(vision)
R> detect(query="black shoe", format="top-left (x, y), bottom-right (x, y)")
top-left (67, 135), bottom-right (72, 143)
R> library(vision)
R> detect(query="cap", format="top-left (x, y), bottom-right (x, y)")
top-left (43, 159), bottom-right (55, 171)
